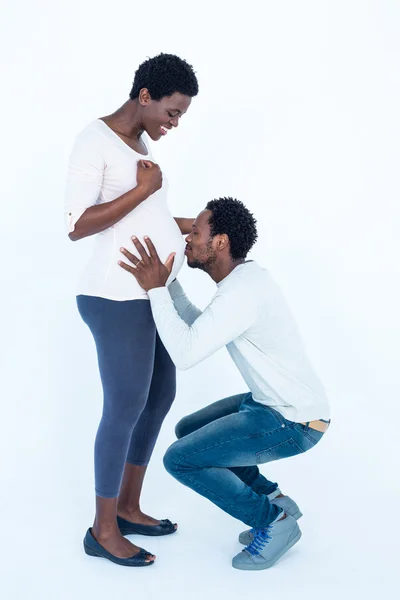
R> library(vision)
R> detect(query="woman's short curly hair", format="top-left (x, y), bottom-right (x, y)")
top-left (130, 53), bottom-right (199, 101)
top-left (206, 197), bottom-right (258, 260)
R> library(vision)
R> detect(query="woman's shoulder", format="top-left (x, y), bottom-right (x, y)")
top-left (74, 119), bottom-right (108, 141)
top-left (69, 120), bottom-right (113, 159)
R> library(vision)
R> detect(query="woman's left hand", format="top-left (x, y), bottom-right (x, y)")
top-left (119, 236), bottom-right (175, 291)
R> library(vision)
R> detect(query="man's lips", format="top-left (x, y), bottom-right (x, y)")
top-left (185, 246), bottom-right (191, 255)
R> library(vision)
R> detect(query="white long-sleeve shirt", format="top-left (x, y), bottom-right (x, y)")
top-left (148, 261), bottom-right (330, 423)
top-left (64, 119), bottom-right (185, 300)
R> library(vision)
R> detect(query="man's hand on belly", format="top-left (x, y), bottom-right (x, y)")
top-left (119, 236), bottom-right (175, 292)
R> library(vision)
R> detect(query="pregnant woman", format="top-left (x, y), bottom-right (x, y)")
top-left (64, 53), bottom-right (199, 566)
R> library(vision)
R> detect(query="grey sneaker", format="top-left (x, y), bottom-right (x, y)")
top-left (232, 515), bottom-right (301, 571)
top-left (238, 494), bottom-right (302, 545)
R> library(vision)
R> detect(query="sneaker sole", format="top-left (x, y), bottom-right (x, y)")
top-left (233, 529), bottom-right (302, 571)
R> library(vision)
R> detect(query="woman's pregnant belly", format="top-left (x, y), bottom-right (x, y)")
top-left (77, 200), bottom-right (186, 300)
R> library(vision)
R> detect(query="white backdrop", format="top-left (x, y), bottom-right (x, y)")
top-left (1, 1), bottom-right (399, 598)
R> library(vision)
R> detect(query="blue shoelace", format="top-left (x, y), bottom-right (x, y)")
top-left (245, 527), bottom-right (272, 556)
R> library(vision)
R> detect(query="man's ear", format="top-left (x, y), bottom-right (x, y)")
top-left (217, 234), bottom-right (229, 252)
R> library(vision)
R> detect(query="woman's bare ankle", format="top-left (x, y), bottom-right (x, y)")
top-left (92, 521), bottom-right (120, 542)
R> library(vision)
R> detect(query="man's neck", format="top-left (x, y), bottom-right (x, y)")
top-left (207, 258), bottom-right (246, 284)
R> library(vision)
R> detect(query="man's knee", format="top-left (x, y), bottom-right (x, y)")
top-left (174, 416), bottom-right (190, 439)
top-left (163, 443), bottom-right (177, 474)
top-left (163, 440), bottom-right (186, 475)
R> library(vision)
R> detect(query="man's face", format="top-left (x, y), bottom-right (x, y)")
top-left (184, 210), bottom-right (217, 271)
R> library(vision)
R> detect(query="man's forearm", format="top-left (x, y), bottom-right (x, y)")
top-left (147, 287), bottom-right (203, 370)
top-left (147, 285), bottom-right (253, 371)
top-left (174, 217), bottom-right (194, 235)
top-left (168, 280), bottom-right (202, 325)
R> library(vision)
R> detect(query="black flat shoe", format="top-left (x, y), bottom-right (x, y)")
top-left (117, 516), bottom-right (177, 536)
top-left (83, 528), bottom-right (155, 567)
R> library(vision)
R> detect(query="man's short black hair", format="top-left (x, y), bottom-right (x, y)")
top-left (130, 53), bottom-right (199, 101)
top-left (206, 197), bottom-right (258, 260)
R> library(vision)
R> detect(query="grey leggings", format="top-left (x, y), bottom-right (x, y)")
top-left (77, 295), bottom-right (176, 498)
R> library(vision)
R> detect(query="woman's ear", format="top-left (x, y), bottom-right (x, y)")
top-left (139, 88), bottom-right (151, 106)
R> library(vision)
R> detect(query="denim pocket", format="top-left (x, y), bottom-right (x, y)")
top-left (255, 438), bottom-right (304, 464)
top-left (293, 424), bottom-right (325, 448)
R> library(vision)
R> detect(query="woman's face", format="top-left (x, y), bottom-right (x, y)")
top-left (139, 90), bottom-right (192, 141)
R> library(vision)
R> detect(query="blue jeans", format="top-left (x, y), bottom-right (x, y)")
top-left (164, 393), bottom-right (326, 528)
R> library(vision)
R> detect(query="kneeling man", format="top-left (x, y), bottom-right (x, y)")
top-left (119, 197), bottom-right (330, 571)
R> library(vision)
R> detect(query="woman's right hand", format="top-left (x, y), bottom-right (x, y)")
top-left (68, 160), bottom-right (163, 241)
top-left (136, 160), bottom-right (163, 197)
